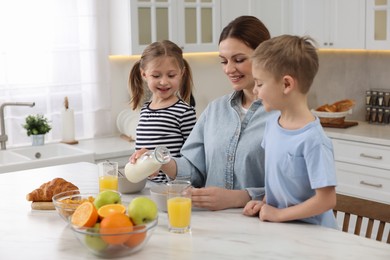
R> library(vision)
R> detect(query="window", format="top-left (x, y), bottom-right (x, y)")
top-left (0, 0), bottom-right (113, 147)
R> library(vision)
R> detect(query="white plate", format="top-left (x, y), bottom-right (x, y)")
top-left (116, 109), bottom-right (132, 134)
top-left (123, 112), bottom-right (140, 139)
top-left (311, 109), bottom-right (352, 118)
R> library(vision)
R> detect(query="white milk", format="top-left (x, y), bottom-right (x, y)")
top-left (125, 146), bottom-right (171, 183)
top-left (125, 159), bottom-right (161, 183)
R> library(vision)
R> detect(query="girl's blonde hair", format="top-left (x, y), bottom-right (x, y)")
top-left (128, 40), bottom-right (194, 110)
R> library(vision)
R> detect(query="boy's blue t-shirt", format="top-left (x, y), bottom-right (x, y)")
top-left (261, 113), bottom-right (338, 229)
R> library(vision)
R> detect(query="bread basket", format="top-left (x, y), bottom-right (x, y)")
top-left (311, 109), bottom-right (351, 125)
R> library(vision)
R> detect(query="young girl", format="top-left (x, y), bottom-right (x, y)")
top-left (128, 40), bottom-right (197, 183)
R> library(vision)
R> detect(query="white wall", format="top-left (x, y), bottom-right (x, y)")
top-left (109, 51), bottom-right (390, 136)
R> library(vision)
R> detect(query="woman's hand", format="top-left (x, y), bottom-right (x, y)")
top-left (191, 187), bottom-right (251, 211)
top-left (243, 200), bottom-right (265, 217)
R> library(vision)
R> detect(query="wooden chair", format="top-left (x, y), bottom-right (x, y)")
top-left (333, 194), bottom-right (390, 243)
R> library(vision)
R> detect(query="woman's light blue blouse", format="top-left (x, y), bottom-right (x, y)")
top-left (174, 91), bottom-right (274, 200)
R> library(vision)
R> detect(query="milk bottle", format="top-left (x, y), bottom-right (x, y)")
top-left (125, 146), bottom-right (171, 183)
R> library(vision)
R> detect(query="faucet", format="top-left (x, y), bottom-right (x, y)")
top-left (0, 102), bottom-right (35, 150)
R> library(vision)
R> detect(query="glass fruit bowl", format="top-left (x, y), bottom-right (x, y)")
top-left (70, 216), bottom-right (158, 258)
top-left (52, 190), bottom-right (121, 222)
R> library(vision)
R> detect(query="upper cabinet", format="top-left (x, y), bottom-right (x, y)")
top-left (366, 0), bottom-right (390, 50)
top-left (292, 0), bottom-right (366, 49)
top-left (220, 0), bottom-right (293, 37)
top-left (109, 0), bottom-right (221, 55)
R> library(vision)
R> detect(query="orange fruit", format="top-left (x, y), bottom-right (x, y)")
top-left (97, 204), bottom-right (126, 219)
top-left (100, 213), bottom-right (133, 245)
top-left (125, 225), bottom-right (147, 248)
top-left (71, 201), bottom-right (98, 228)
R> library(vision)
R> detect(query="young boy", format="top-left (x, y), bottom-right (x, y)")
top-left (243, 35), bottom-right (338, 229)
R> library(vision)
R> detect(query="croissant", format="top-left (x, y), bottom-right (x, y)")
top-left (26, 178), bottom-right (79, 202)
top-left (316, 99), bottom-right (355, 112)
top-left (333, 99), bottom-right (355, 112)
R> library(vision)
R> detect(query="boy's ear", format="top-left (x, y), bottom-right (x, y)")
top-left (282, 75), bottom-right (295, 95)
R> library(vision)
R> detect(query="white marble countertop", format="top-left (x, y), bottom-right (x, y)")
top-left (75, 135), bottom-right (135, 160)
top-left (0, 162), bottom-right (389, 259)
top-left (324, 121), bottom-right (390, 146)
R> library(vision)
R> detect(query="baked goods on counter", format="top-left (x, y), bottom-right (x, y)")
top-left (312, 99), bottom-right (357, 127)
top-left (315, 99), bottom-right (355, 112)
top-left (26, 177), bottom-right (78, 202)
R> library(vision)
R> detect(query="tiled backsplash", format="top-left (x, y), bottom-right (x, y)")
top-left (308, 51), bottom-right (390, 122)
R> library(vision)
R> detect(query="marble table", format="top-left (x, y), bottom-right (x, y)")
top-left (0, 162), bottom-right (389, 259)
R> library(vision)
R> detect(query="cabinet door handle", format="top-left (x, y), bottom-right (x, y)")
top-left (359, 153), bottom-right (383, 160)
top-left (360, 180), bottom-right (383, 188)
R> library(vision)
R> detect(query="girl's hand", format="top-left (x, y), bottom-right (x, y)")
top-left (129, 148), bottom-right (149, 163)
top-left (129, 148), bottom-right (161, 178)
top-left (243, 200), bottom-right (264, 217)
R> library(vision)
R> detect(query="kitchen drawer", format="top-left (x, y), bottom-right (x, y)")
top-left (335, 161), bottom-right (390, 204)
top-left (332, 139), bottom-right (390, 170)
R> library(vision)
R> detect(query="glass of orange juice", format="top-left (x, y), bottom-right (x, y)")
top-left (98, 161), bottom-right (118, 192)
top-left (167, 180), bottom-right (192, 233)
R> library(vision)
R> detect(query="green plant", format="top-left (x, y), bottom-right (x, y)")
top-left (22, 114), bottom-right (52, 136)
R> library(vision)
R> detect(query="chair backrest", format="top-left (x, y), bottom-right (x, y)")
top-left (333, 194), bottom-right (390, 243)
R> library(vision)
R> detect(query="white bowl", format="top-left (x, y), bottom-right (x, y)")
top-left (118, 176), bottom-right (146, 194)
top-left (150, 184), bottom-right (168, 212)
top-left (311, 109), bottom-right (352, 118)
top-left (311, 109), bottom-right (352, 124)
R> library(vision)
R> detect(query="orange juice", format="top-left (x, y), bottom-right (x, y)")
top-left (167, 197), bottom-right (191, 228)
top-left (99, 175), bottom-right (118, 191)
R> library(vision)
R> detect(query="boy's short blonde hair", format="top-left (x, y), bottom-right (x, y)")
top-left (251, 35), bottom-right (319, 94)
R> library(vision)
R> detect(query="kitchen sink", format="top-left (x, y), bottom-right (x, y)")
top-left (10, 143), bottom-right (89, 160)
top-left (0, 150), bottom-right (30, 165)
top-left (0, 143), bottom-right (95, 173)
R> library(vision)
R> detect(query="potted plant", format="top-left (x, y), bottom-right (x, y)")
top-left (22, 114), bottom-right (52, 145)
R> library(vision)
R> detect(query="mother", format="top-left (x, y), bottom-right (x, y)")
top-left (132, 16), bottom-right (274, 210)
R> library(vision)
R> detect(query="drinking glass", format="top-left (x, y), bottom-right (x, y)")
top-left (98, 161), bottom-right (118, 192)
top-left (167, 180), bottom-right (192, 233)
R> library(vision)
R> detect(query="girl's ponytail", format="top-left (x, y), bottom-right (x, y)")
top-left (180, 59), bottom-right (195, 107)
top-left (128, 60), bottom-right (144, 110)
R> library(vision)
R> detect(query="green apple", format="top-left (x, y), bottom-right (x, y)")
top-left (127, 197), bottom-right (158, 225)
top-left (94, 190), bottom-right (121, 209)
top-left (84, 223), bottom-right (108, 251)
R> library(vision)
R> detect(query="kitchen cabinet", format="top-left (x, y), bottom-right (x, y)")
top-left (332, 138), bottom-right (390, 204)
top-left (109, 0), bottom-right (221, 55)
top-left (220, 0), bottom-right (293, 37)
top-left (292, 0), bottom-right (366, 49)
top-left (366, 0), bottom-right (390, 50)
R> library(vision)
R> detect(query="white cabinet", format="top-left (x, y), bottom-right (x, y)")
top-left (332, 138), bottom-right (390, 204)
top-left (109, 0), bottom-right (221, 55)
top-left (220, 0), bottom-right (293, 37)
top-left (292, 0), bottom-right (366, 49)
top-left (366, 0), bottom-right (390, 50)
